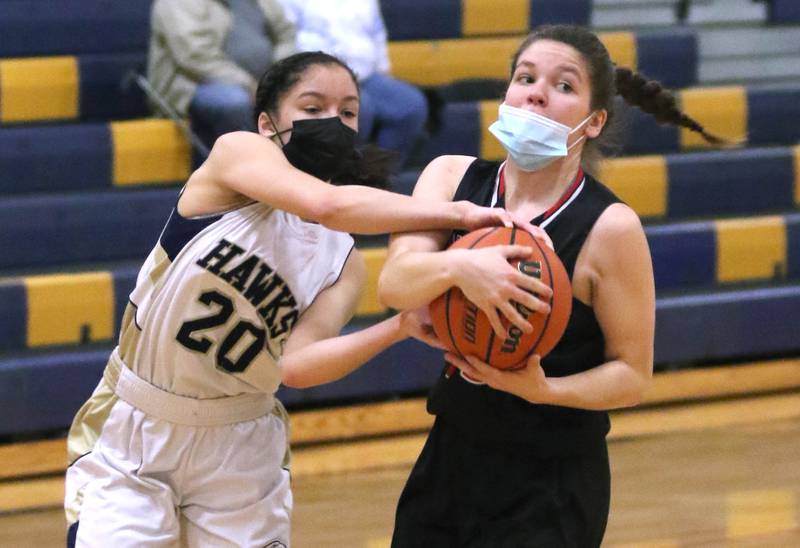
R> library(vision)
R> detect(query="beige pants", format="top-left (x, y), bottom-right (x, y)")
top-left (65, 360), bottom-right (291, 547)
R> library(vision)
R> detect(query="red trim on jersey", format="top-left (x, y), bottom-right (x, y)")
top-left (540, 167), bottom-right (584, 222)
top-left (496, 165), bottom-right (584, 223)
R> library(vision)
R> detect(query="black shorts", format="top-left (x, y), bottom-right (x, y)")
top-left (392, 418), bottom-right (610, 548)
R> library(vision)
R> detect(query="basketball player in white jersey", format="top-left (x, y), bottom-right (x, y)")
top-left (63, 51), bottom-right (552, 547)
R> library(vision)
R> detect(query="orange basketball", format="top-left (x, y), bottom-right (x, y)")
top-left (429, 226), bottom-right (572, 370)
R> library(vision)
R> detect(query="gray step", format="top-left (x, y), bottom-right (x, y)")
top-left (594, 0), bottom-right (800, 87)
top-left (697, 25), bottom-right (800, 85)
top-left (698, 26), bottom-right (800, 57)
top-left (591, 0), bottom-right (680, 28)
top-left (685, 0), bottom-right (767, 25)
top-left (592, 0), bottom-right (767, 29)
top-left (700, 54), bottom-right (800, 85)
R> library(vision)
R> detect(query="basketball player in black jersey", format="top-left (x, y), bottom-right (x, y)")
top-left (381, 25), bottom-right (722, 547)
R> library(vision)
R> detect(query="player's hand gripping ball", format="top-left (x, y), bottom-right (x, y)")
top-left (429, 226), bottom-right (572, 370)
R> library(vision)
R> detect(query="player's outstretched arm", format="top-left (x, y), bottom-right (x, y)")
top-left (379, 156), bottom-right (552, 337)
top-left (279, 250), bottom-right (439, 388)
top-left (195, 132), bottom-right (514, 235)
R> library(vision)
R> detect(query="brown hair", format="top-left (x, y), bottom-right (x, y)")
top-left (510, 25), bottom-right (725, 170)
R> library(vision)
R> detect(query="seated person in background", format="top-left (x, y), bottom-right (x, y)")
top-left (148, 0), bottom-right (296, 150)
top-left (280, 0), bottom-right (428, 169)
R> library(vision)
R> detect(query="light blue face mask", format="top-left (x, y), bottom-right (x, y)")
top-left (488, 104), bottom-right (593, 171)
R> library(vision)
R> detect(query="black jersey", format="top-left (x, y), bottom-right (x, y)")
top-left (427, 159), bottom-right (623, 456)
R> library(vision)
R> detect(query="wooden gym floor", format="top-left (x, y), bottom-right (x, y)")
top-left (1, 362), bottom-right (799, 547)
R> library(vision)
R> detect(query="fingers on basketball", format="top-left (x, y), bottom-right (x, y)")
top-left (429, 226), bottom-right (572, 370)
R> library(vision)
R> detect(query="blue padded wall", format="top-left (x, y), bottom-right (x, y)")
top-left (618, 101), bottom-right (680, 155)
top-left (529, 0), bottom-right (592, 25)
top-left (5, 283), bottom-right (800, 436)
top-left (112, 267), bottom-right (140, 329)
top-left (0, 1), bottom-right (152, 57)
top-left (0, 282), bottom-right (27, 353)
top-left (381, 0), bottom-right (462, 40)
top-left (0, 349), bottom-right (109, 436)
top-left (0, 189), bottom-right (176, 271)
top-left (747, 86), bottom-right (800, 146)
top-left (667, 147), bottom-right (795, 218)
top-left (79, 54), bottom-right (149, 121)
top-left (768, 0), bottom-right (800, 23)
top-left (416, 101), bottom-right (481, 161)
top-left (0, 124), bottom-right (112, 195)
top-left (636, 29), bottom-right (698, 89)
top-left (655, 285), bottom-right (800, 365)
top-left (646, 222), bottom-right (717, 291)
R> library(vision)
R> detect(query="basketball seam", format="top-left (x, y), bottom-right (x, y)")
top-left (466, 227), bottom-right (500, 361)
top-left (443, 289), bottom-right (461, 358)
top-left (484, 227), bottom-right (515, 365)
top-left (526, 235), bottom-right (554, 361)
top-left (445, 227), bottom-right (499, 359)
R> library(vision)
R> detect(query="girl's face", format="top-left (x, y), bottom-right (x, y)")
top-left (505, 39), bottom-right (605, 140)
top-left (259, 64), bottom-right (360, 139)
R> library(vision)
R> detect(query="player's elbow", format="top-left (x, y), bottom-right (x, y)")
top-left (308, 187), bottom-right (351, 229)
top-left (377, 266), bottom-right (405, 310)
top-left (280, 365), bottom-right (310, 389)
top-left (619, 361), bottom-right (653, 408)
top-left (377, 271), bottom-right (394, 308)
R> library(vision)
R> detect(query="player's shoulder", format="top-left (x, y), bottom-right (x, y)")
top-left (424, 155), bottom-right (477, 177)
top-left (213, 130), bottom-right (274, 153)
top-left (588, 203), bottom-right (648, 268)
top-left (415, 155), bottom-right (477, 198)
top-left (594, 202), bottom-right (643, 237)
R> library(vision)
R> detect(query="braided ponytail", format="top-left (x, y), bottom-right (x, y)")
top-left (614, 67), bottom-right (725, 145)
top-left (508, 25), bottom-right (731, 172)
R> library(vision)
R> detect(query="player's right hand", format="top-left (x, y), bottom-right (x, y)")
top-left (450, 246), bottom-right (553, 338)
top-left (399, 307), bottom-right (447, 350)
top-left (506, 210), bottom-right (554, 250)
top-left (458, 203), bottom-right (554, 251)
top-left (458, 201), bottom-right (513, 231)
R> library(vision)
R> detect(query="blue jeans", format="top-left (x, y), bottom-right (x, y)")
top-left (358, 73), bottom-right (428, 168)
top-left (189, 82), bottom-right (255, 151)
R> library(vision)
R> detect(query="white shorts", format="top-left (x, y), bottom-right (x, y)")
top-left (65, 356), bottom-right (291, 547)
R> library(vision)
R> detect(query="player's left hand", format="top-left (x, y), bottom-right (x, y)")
top-left (506, 211), bottom-right (554, 250)
top-left (443, 352), bottom-right (552, 403)
top-left (399, 307), bottom-right (447, 350)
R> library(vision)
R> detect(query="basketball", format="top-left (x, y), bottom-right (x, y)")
top-left (429, 226), bottom-right (572, 370)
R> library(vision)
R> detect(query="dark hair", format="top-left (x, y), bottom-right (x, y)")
top-left (253, 51), bottom-right (395, 188)
top-left (253, 51), bottom-right (358, 124)
top-left (510, 25), bottom-right (725, 170)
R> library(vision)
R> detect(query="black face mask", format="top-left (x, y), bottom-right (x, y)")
top-left (277, 117), bottom-right (357, 181)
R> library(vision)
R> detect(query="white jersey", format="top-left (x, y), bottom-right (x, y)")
top-left (119, 200), bottom-right (354, 399)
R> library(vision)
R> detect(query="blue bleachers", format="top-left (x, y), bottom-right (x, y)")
top-left (0, 189), bottom-right (175, 270)
top-left (0, 54), bottom-right (147, 124)
top-left (381, 0), bottom-right (591, 40)
top-left (0, 0), bottom-right (798, 442)
top-left (0, 124), bottom-right (112, 194)
top-left (4, 282), bottom-right (800, 436)
top-left (665, 148), bottom-right (797, 218)
top-left (655, 285), bottom-right (800, 365)
top-left (0, 1), bottom-right (151, 57)
top-left (620, 85), bottom-right (800, 154)
top-left (768, 0), bottom-right (800, 24)
top-left (78, 54), bottom-right (148, 120)
top-left (0, 0), bottom-right (589, 58)
top-left (0, 211), bottom-right (797, 355)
